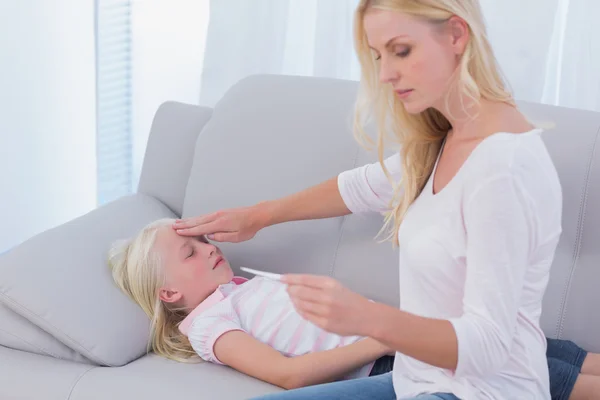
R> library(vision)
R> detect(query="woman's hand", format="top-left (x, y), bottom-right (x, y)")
top-left (282, 274), bottom-right (374, 337)
top-left (172, 204), bottom-right (268, 242)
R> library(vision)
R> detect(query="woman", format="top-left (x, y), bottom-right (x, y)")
top-left (174, 0), bottom-right (563, 399)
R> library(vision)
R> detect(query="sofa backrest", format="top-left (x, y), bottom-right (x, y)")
top-left (181, 74), bottom-right (600, 351)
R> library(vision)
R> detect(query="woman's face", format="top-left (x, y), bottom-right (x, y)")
top-left (363, 8), bottom-right (468, 114)
top-left (154, 226), bottom-right (234, 310)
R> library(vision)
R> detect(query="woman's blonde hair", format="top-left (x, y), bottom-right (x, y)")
top-left (108, 218), bottom-right (199, 363)
top-left (353, 0), bottom-right (514, 245)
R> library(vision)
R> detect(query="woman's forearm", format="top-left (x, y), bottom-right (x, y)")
top-left (365, 302), bottom-right (458, 371)
top-left (283, 338), bottom-right (389, 389)
top-left (255, 177), bottom-right (351, 229)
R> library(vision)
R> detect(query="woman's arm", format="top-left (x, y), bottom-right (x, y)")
top-left (173, 177), bottom-right (350, 241)
top-left (258, 152), bottom-right (402, 227)
top-left (365, 303), bottom-right (458, 370)
top-left (256, 176), bottom-right (351, 229)
top-left (173, 154), bottom-right (401, 241)
top-left (213, 331), bottom-right (389, 390)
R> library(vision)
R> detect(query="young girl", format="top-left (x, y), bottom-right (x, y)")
top-left (108, 218), bottom-right (393, 390)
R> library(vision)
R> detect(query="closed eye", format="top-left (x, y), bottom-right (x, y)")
top-left (396, 48), bottom-right (411, 58)
top-left (373, 48), bottom-right (410, 61)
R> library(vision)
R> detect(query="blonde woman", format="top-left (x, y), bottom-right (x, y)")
top-left (174, 0), bottom-right (564, 399)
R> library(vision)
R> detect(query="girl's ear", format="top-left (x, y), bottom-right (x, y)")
top-left (159, 287), bottom-right (182, 304)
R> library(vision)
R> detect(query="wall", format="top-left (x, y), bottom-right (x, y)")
top-left (0, 1), bottom-right (97, 252)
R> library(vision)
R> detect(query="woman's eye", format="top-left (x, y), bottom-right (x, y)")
top-left (187, 249), bottom-right (194, 259)
top-left (396, 48), bottom-right (411, 58)
top-left (375, 55), bottom-right (381, 61)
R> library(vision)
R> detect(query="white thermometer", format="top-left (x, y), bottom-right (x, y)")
top-left (240, 266), bottom-right (282, 281)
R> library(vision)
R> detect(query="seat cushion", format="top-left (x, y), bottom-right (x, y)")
top-left (0, 345), bottom-right (94, 400)
top-left (0, 194), bottom-right (177, 366)
top-left (68, 353), bottom-right (281, 400)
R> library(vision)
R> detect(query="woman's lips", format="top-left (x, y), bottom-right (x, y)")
top-left (395, 89), bottom-right (414, 99)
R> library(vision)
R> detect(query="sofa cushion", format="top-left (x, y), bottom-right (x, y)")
top-left (0, 345), bottom-right (95, 400)
top-left (0, 194), bottom-right (177, 366)
top-left (0, 303), bottom-right (90, 364)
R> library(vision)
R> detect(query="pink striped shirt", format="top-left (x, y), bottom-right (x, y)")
top-left (179, 276), bottom-right (374, 378)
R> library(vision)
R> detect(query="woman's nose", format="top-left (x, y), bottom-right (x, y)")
top-left (379, 58), bottom-right (399, 84)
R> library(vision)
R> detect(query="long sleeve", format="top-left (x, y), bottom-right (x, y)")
top-left (449, 173), bottom-right (535, 379)
top-left (337, 153), bottom-right (401, 213)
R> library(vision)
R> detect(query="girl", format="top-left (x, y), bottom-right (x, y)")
top-left (174, 0), bottom-right (566, 399)
top-left (108, 218), bottom-right (393, 390)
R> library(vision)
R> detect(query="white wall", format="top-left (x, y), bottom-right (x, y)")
top-left (131, 0), bottom-right (210, 186)
top-left (0, 1), bottom-right (97, 252)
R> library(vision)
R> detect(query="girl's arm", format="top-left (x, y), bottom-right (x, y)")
top-left (213, 331), bottom-right (389, 390)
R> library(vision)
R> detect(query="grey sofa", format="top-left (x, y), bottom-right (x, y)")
top-left (1, 74), bottom-right (599, 400)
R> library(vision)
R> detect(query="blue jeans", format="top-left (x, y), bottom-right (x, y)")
top-left (546, 338), bottom-right (588, 400)
top-left (249, 372), bottom-right (460, 400)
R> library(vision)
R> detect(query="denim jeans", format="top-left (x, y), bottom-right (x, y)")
top-left (546, 338), bottom-right (588, 400)
top-left (248, 372), bottom-right (460, 400)
top-left (249, 372), bottom-right (396, 400)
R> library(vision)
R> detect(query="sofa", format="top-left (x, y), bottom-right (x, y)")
top-left (1, 74), bottom-right (599, 400)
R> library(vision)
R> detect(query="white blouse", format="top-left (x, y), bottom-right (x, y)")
top-left (338, 129), bottom-right (562, 399)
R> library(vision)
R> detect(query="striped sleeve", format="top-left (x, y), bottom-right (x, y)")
top-left (188, 311), bottom-right (246, 365)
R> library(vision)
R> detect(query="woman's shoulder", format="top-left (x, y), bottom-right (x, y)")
top-left (467, 128), bottom-right (549, 176)
top-left (463, 128), bottom-right (561, 200)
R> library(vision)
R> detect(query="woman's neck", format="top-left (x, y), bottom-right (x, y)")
top-left (435, 95), bottom-right (528, 141)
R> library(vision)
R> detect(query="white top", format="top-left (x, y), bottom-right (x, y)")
top-left (182, 276), bottom-right (374, 379)
top-left (338, 129), bottom-right (562, 400)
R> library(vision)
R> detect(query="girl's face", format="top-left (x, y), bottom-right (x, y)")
top-left (154, 226), bottom-right (234, 310)
top-left (363, 8), bottom-right (468, 114)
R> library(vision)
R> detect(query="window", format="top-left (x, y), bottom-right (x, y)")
top-left (95, 0), bottom-right (133, 205)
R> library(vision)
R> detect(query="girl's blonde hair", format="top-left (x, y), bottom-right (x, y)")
top-left (108, 218), bottom-right (199, 363)
top-left (353, 0), bottom-right (514, 245)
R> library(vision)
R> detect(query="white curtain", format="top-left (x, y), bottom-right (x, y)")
top-left (198, 0), bottom-right (361, 106)
top-left (198, 0), bottom-right (600, 113)
top-left (130, 0), bottom-right (210, 184)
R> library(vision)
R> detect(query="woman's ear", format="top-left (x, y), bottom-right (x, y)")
top-left (447, 16), bottom-right (469, 55)
top-left (159, 287), bottom-right (183, 304)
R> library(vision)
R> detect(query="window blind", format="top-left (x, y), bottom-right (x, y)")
top-left (95, 0), bottom-right (133, 205)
